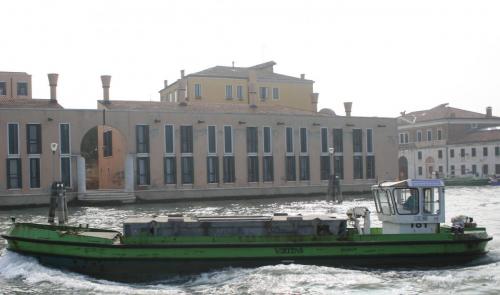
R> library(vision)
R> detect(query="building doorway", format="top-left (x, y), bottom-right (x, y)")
top-left (80, 126), bottom-right (127, 190)
top-left (398, 156), bottom-right (408, 180)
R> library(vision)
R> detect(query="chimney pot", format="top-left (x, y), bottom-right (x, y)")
top-left (101, 75), bottom-right (111, 102)
top-left (48, 73), bottom-right (59, 101)
top-left (344, 102), bottom-right (352, 117)
top-left (164, 80), bottom-right (168, 88)
top-left (180, 70), bottom-right (185, 78)
top-left (486, 106), bottom-right (492, 118)
top-left (300, 74), bottom-right (305, 80)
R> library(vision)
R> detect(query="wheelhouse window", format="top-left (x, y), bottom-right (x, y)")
top-left (26, 124), bottom-right (41, 154)
top-left (394, 188), bottom-right (419, 215)
top-left (374, 189), bottom-right (394, 215)
top-left (423, 188), bottom-right (440, 215)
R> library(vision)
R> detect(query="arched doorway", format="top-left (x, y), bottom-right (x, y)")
top-left (80, 126), bottom-right (127, 190)
top-left (398, 156), bottom-right (408, 180)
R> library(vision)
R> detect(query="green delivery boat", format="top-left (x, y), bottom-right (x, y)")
top-left (1, 179), bottom-right (493, 282)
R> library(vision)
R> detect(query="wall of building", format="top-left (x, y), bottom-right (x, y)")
top-left (0, 72), bottom-right (32, 100)
top-left (0, 107), bottom-right (398, 207)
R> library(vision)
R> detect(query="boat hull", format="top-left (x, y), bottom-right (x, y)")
top-left (2, 230), bottom-right (492, 282)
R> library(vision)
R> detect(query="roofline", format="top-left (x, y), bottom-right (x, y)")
top-left (398, 117), bottom-right (500, 130)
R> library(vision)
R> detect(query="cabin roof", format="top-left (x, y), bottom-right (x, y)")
top-left (375, 179), bottom-right (444, 188)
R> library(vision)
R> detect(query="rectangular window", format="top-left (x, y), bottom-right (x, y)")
top-left (483, 147), bottom-right (488, 157)
top-left (181, 156), bottom-right (194, 184)
top-left (103, 130), bottom-right (113, 157)
top-left (164, 157), bottom-right (176, 184)
top-left (223, 156), bottom-right (235, 183)
top-left (496, 164), bottom-right (500, 174)
top-left (472, 164), bottom-right (477, 176)
top-left (438, 150), bottom-right (443, 159)
top-left (286, 127), bottom-right (293, 154)
top-left (137, 157), bottom-right (150, 185)
top-left (0, 81), bottom-right (6, 96)
top-left (334, 155), bottom-right (344, 179)
top-left (439, 166), bottom-right (443, 173)
top-left (180, 126), bottom-right (193, 154)
top-left (418, 166), bottom-right (423, 176)
top-left (417, 131), bottom-right (422, 142)
top-left (165, 125), bottom-right (174, 154)
top-left (60, 123), bottom-right (70, 155)
top-left (321, 128), bottom-right (328, 154)
top-left (460, 148), bottom-right (465, 158)
top-left (237, 85), bottom-right (243, 99)
top-left (26, 124), bottom-right (41, 154)
top-left (352, 129), bottom-right (362, 153)
top-left (61, 157), bottom-right (71, 188)
top-left (366, 129), bottom-right (373, 153)
top-left (17, 82), bottom-right (28, 96)
top-left (224, 126), bottom-right (233, 154)
top-left (263, 127), bottom-right (272, 154)
top-left (495, 146), bottom-right (499, 156)
top-left (451, 165), bottom-right (455, 176)
top-left (320, 156), bottom-right (330, 180)
top-left (333, 129), bottom-right (343, 153)
top-left (247, 127), bottom-right (258, 154)
top-left (405, 133), bottom-right (409, 143)
top-left (208, 126), bottom-right (216, 154)
top-left (272, 87), bottom-right (279, 100)
top-left (461, 165), bottom-right (466, 175)
top-left (259, 87), bottom-right (268, 100)
top-left (366, 155), bottom-right (375, 179)
top-left (248, 156), bottom-right (259, 182)
top-left (195, 83), bottom-right (201, 98)
top-left (299, 156), bottom-right (310, 181)
top-left (472, 147), bottom-right (476, 157)
top-left (285, 156), bottom-right (296, 181)
top-left (418, 151), bottom-right (422, 160)
top-left (300, 128), bottom-right (308, 154)
top-left (6, 158), bottom-right (22, 189)
top-left (207, 156), bottom-right (219, 183)
top-left (263, 156), bottom-right (274, 182)
top-left (437, 129), bottom-right (442, 140)
top-left (225, 85), bottom-right (233, 99)
top-left (353, 155), bottom-right (363, 179)
top-left (136, 125), bottom-right (149, 154)
top-left (482, 164), bottom-right (488, 176)
top-left (399, 133), bottom-right (404, 144)
top-left (450, 149), bottom-right (455, 158)
top-left (8, 123), bottom-right (19, 155)
top-left (29, 158), bottom-right (40, 188)
top-left (427, 130), bottom-right (432, 141)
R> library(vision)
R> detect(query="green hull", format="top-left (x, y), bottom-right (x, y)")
top-left (1, 223), bottom-right (492, 282)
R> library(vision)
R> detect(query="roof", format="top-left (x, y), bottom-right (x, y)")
top-left (375, 179), bottom-right (444, 188)
top-left (398, 103), bottom-right (498, 125)
top-left (98, 100), bottom-right (321, 116)
top-left (161, 61), bottom-right (313, 91)
top-left (449, 129), bottom-right (500, 144)
top-left (0, 98), bottom-right (63, 109)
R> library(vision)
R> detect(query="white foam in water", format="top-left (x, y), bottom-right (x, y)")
top-left (0, 251), bottom-right (187, 295)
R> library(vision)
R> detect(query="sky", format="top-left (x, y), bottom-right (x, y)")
top-left (2, 0), bottom-right (500, 118)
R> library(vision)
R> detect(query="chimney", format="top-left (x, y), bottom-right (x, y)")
top-left (101, 75), bottom-right (111, 103)
top-left (344, 102), bottom-right (352, 117)
top-left (164, 80), bottom-right (168, 88)
top-left (300, 74), bottom-right (305, 80)
top-left (486, 106), bottom-right (492, 118)
top-left (180, 70), bottom-right (185, 78)
top-left (311, 93), bottom-right (319, 112)
top-left (48, 73), bottom-right (58, 102)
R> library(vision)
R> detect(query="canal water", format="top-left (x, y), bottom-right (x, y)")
top-left (0, 186), bottom-right (499, 294)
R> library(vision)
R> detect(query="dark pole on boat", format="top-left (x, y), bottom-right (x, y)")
top-left (48, 143), bottom-right (58, 224)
